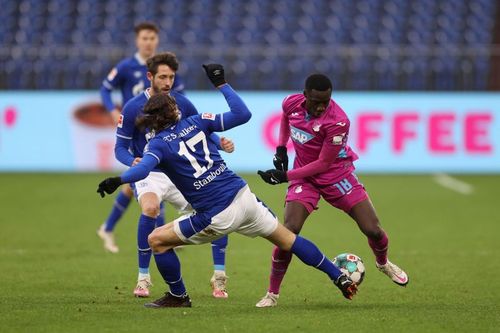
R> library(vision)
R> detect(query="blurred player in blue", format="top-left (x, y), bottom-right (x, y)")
top-left (96, 64), bottom-right (358, 307)
top-left (113, 52), bottom-right (233, 298)
top-left (97, 22), bottom-right (186, 254)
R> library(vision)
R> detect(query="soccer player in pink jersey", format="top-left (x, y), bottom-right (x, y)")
top-left (256, 73), bottom-right (409, 307)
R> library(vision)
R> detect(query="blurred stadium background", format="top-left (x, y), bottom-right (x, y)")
top-left (1, 1), bottom-right (500, 332)
top-left (1, 0), bottom-right (499, 173)
top-left (1, 0), bottom-right (499, 90)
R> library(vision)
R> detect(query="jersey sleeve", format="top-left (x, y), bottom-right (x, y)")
top-left (116, 100), bottom-right (135, 140)
top-left (100, 63), bottom-right (125, 111)
top-left (114, 101), bottom-right (137, 165)
top-left (120, 153), bottom-right (159, 184)
top-left (277, 96), bottom-right (295, 146)
top-left (202, 84), bottom-right (251, 132)
top-left (143, 138), bottom-right (164, 165)
top-left (286, 121), bottom-right (350, 181)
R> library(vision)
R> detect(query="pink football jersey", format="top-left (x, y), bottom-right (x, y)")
top-left (282, 94), bottom-right (358, 185)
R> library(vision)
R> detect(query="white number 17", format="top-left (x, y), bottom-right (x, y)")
top-left (178, 132), bottom-right (214, 178)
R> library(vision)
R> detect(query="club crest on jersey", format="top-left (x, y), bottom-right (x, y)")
top-left (294, 185), bottom-right (303, 193)
top-left (332, 134), bottom-right (345, 145)
top-left (117, 114), bottom-right (123, 128)
top-left (202, 113), bottom-right (216, 121)
top-left (313, 122), bottom-right (322, 132)
top-left (290, 126), bottom-right (314, 144)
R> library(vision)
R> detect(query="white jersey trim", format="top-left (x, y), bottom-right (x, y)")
top-left (102, 80), bottom-right (114, 90)
top-left (116, 134), bottom-right (132, 139)
top-left (145, 152), bottom-right (161, 163)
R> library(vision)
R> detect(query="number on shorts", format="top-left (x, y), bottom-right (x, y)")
top-left (178, 132), bottom-right (214, 178)
top-left (333, 178), bottom-right (353, 195)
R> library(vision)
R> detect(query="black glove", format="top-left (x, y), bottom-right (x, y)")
top-left (97, 177), bottom-right (122, 198)
top-left (273, 146), bottom-right (288, 171)
top-left (257, 169), bottom-right (288, 185)
top-left (202, 63), bottom-right (226, 87)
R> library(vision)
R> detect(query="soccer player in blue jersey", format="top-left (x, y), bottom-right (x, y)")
top-left (114, 53), bottom-right (234, 298)
top-left (97, 22), bottom-right (186, 254)
top-left (97, 64), bottom-right (358, 307)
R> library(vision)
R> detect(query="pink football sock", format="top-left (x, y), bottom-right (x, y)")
top-left (268, 246), bottom-right (293, 294)
top-left (368, 231), bottom-right (389, 265)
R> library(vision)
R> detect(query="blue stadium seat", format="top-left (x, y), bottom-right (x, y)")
top-left (0, 0), bottom-right (498, 90)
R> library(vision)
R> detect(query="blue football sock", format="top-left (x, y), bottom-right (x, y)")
top-left (156, 202), bottom-right (165, 227)
top-left (211, 235), bottom-right (228, 271)
top-left (104, 191), bottom-right (131, 232)
top-left (137, 214), bottom-right (156, 272)
top-left (291, 236), bottom-right (342, 281)
top-left (154, 250), bottom-right (186, 296)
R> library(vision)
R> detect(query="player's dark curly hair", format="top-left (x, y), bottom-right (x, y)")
top-left (305, 74), bottom-right (333, 91)
top-left (134, 22), bottom-right (159, 35)
top-left (136, 93), bottom-right (179, 132)
top-left (146, 52), bottom-right (179, 76)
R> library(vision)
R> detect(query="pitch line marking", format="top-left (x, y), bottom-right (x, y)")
top-left (432, 173), bottom-right (474, 195)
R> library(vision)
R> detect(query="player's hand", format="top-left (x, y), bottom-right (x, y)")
top-left (132, 157), bottom-right (142, 166)
top-left (273, 146), bottom-right (288, 171)
top-left (97, 177), bottom-right (122, 198)
top-left (220, 136), bottom-right (234, 153)
top-left (257, 169), bottom-right (288, 185)
top-left (202, 64), bottom-right (226, 88)
top-left (110, 109), bottom-right (121, 125)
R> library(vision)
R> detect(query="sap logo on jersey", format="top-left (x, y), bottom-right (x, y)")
top-left (290, 126), bottom-right (314, 144)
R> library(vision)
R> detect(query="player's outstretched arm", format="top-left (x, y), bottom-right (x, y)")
top-left (96, 154), bottom-right (158, 198)
top-left (202, 64), bottom-right (251, 131)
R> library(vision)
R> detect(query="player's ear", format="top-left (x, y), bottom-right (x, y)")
top-left (147, 71), bottom-right (153, 81)
top-left (303, 89), bottom-right (308, 98)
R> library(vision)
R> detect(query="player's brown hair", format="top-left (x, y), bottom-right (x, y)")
top-left (134, 22), bottom-right (159, 35)
top-left (136, 93), bottom-right (179, 132)
top-left (146, 52), bottom-right (179, 76)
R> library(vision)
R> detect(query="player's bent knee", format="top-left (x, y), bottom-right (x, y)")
top-left (122, 185), bottom-right (134, 197)
top-left (148, 231), bottom-right (164, 252)
top-left (141, 203), bottom-right (160, 218)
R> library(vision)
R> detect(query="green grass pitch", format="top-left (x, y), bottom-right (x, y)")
top-left (1, 173), bottom-right (499, 332)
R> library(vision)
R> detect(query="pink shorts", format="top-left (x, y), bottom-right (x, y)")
top-left (285, 173), bottom-right (368, 213)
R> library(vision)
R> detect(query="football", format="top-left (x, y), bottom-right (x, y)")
top-left (332, 253), bottom-right (366, 285)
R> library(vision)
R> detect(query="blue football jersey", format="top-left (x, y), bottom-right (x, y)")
top-left (116, 89), bottom-right (197, 159)
top-left (144, 114), bottom-right (247, 214)
top-left (101, 53), bottom-right (185, 112)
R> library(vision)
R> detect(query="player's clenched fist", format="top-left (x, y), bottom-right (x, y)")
top-left (257, 169), bottom-right (288, 185)
top-left (220, 136), bottom-right (235, 153)
top-left (202, 64), bottom-right (226, 88)
top-left (97, 177), bottom-right (123, 197)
